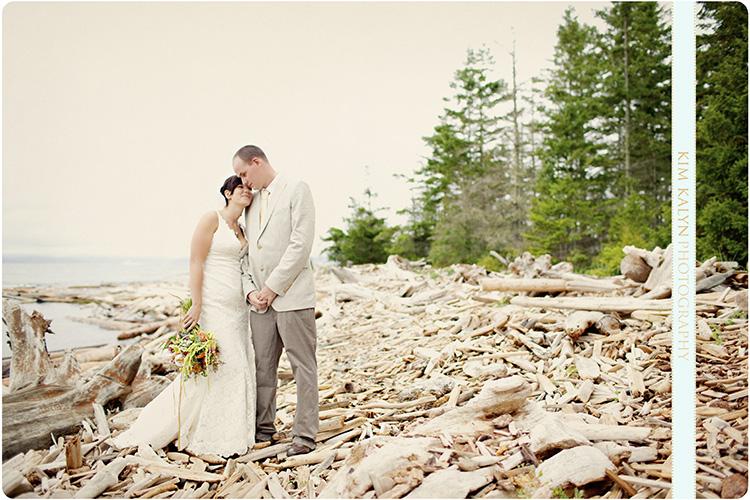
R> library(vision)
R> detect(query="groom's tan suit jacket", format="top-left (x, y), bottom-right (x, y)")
top-left (241, 173), bottom-right (316, 312)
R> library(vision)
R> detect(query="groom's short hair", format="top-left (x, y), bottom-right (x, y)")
top-left (235, 145), bottom-right (267, 163)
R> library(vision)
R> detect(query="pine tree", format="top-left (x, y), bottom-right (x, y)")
top-left (696, 2), bottom-right (748, 264)
top-left (413, 46), bottom-right (511, 266)
top-left (445, 47), bottom-right (509, 179)
top-left (322, 189), bottom-right (396, 265)
top-left (389, 188), bottom-right (434, 261)
top-left (417, 122), bottom-right (471, 223)
top-left (598, 3), bottom-right (672, 189)
top-left (596, 2), bottom-right (672, 249)
top-left (525, 8), bottom-right (612, 268)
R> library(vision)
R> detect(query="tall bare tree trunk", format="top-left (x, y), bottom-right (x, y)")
top-left (511, 42), bottom-right (523, 247)
top-left (623, 15), bottom-right (632, 192)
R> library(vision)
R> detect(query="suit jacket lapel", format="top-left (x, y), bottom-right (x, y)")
top-left (258, 174), bottom-right (288, 239)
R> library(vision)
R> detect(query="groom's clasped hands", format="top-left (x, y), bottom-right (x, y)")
top-left (247, 285), bottom-right (278, 309)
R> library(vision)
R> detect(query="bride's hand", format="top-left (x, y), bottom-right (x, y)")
top-left (183, 303), bottom-right (201, 331)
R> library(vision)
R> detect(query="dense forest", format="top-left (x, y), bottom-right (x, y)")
top-left (324, 1), bottom-right (748, 273)
top-left (696, 2), bottom-right (749, 267)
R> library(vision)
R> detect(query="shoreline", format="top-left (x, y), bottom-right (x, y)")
top-left (2, 254), bottom-right (747, 498)
top-left (2, 281), bottom-right (190, 362)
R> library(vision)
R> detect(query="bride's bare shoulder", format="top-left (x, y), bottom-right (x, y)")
top-left (195, 211), bottom-right (220, 231)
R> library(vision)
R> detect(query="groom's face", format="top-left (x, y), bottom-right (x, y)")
top-left (233, 157), bottom-right (260, 190)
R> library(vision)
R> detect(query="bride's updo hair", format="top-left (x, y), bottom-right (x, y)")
top-left (220, 175), bottom-right (244, 205)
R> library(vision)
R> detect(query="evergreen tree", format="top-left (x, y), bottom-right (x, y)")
top-left (597, 2), bottom-right (672, 199)
top-left (525, 8), bottom-right (612, 268)
top-left (322, 189), bottom-right (396, 265)
top-left (389, 189), bottom-right (434, 261)
top-left (696, 2), bottom-right (748, 264)
top-left (595, 2), bottom-right (672, 253)
top-left (417, 122), bottom-right (471, 224)
top-left (446, 46), bottom-right (508, 179)
top-left (413, 46), bottom-right (512, 266)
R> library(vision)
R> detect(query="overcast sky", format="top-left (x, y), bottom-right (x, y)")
top-left (3, 1), bottom-right (620, 260)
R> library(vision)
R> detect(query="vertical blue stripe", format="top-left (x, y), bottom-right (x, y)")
top-left (672, 1), bottom-right (696, 498)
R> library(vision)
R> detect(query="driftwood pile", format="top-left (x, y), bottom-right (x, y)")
top-left (2, 247), bottom-right (747, 499)
top-left (693, 285), bottom-right (748, 495)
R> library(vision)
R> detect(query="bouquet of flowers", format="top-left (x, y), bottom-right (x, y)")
top-left (163, 296), bottom-right (223, 382)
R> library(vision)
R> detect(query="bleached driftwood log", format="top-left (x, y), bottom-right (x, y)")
top-left (3, 299), bottom-right (58, 392)
top-left (696, 270), bottom-right (735, 293)
top-left (56, 349), bottom-right (83, 387)
top-left (331, 283), bottom-right (376, 302)
top-left (511, 296), bottom-right (671, 313)
top-left (508, 252), bottom-right (573, 278)
top-left (2, 344), bottom-right (143, 459)
top-left (328, 265), bottom-right (360, 284)
top-left (622, 245), bottom-right (664, 269)
top-left (695, 256), bottom-right (718, 282)
top-left (406, 376), bottom-right (531, 438)
top-left (643, 244), bottom-right (672, 291)
top-left (561, 422), bottom-right (652, 443)
top-left (480, 278), bottom-right (621, 293)
top-left (639, 284), bottom-right (672, 299)
top-left (735, 290), bottom-right (749, 313)
top-left (66, 315), bottom-right (141, 331)
top-left (318, 436), bottom-right (440, 498)
top-left (117, 317), bottom-right (179, 340)
top-left (2, 468), bottom-right (34, 497)
top-left (404, 465), bottom-right (496, 499)
top-left (108, 407), bottom-right (142, 432)
top-left (564, 311), bottom-right (604, 340)
top-left (73, 457), bottom-right (130, 499)
top-left (532, 446), bottom-right (616, 498)
top-left (528, 416), bottom-right (591, 457)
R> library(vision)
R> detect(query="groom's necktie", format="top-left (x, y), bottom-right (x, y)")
top-left (259, 188), bottom-right (269, 228)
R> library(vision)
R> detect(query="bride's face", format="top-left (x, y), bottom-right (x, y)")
top-left (231, 185), bottom-right (253, 207)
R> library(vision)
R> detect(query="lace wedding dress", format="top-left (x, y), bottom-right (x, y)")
top-left (112, 211), bottom-right (256, 457)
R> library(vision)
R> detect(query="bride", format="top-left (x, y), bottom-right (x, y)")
top-left (112, 176), bottom-right (256, 457)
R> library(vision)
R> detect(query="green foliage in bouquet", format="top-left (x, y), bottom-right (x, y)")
top-left (163, 297), bottom-right (223, 382)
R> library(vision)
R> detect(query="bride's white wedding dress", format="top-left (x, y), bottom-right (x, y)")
top-left (112, 211), bottom-right (256, 457)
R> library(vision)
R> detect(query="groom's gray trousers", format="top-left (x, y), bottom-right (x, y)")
top-left (250, 307), bottom-right (318, 449)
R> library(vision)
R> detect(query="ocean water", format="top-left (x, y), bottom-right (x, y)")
top-left (2, 255), bottom-right (189, 358)
top-left (2, 302), bottom-right (131, 358)
top-left (2, 255), bottom-right (189, 288)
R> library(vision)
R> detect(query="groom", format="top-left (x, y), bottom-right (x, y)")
top-left (233, 145), bottom-right (319, 456)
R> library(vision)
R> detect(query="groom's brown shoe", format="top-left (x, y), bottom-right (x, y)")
top-left (287, 444), bottom-right (313, 457)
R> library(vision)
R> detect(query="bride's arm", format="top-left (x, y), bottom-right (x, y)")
top-left (183, 212), bottom-right (218, 331)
